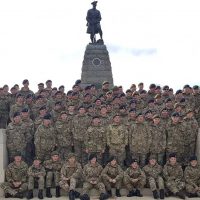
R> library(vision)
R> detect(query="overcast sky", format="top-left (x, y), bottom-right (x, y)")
top-left (0, 0), bottom-right (200, 92)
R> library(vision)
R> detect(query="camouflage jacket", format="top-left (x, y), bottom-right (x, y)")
top-left (124, 167), bottom-right (146, 181)
top-left (143, 163), bottom-right (163, 179)
top-left (184, 164), bottom-right (200, 186)
top-left (27, 164), bottom-right (46, 177)
top-left (43, 159), bottom-right (63, 172)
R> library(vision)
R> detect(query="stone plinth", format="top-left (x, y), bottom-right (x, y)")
top-left (81, 44), bottom-right (114, 89)
top-left (0, 129), bottom-right (7, 197)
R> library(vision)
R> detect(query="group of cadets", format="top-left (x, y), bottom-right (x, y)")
top-left (0, 79), bottom-right (200, 199)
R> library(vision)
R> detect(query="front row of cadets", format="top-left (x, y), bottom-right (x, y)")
top-left (1, 151), bottom-right (200, 200)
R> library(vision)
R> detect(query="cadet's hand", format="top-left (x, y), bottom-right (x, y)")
top-left (131, 178), bottom-right (138, 183)
top-left (112, 179), bottom-right (116, 183)
top-left (63, 177), bottom-right (69, 181)
top-left (109, 179), bottom-right (113, 182)
top-left (101, 150), bottom-right (105, 153)
top-left (85, 149), bottom-right (89, 153)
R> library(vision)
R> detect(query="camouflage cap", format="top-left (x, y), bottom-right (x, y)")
top-left (51, 151), bottom-right (59, 156)
top-left (67, 153), bottom-right (76, 159)
top-left (33, 156), bottom-right (41, 161)
top-left (152, 114), bottom-right (160, 119)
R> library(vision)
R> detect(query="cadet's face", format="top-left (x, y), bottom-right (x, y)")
top-left (61, 114), bottom-right (67, 120)
top-left (103, 83), bottom-right (109, 89)
top-left (17, 96), bottom-right (24, 102)
top-left (69, 157), bottom-right (75, 163)
top-left (149, 159), bottom-right (156, 165)
top-left (14, 156), bottom-right (22, 162)
top-left (34, 160), bottom-right (40, 166)
top-left (111, 160), bottom-right (117, 166)
top-left (191, 160), bottom-right (197, 167)
top-left (119, 109), bottom-right (126, 113)
top-left (113, 116), bottom-right (121, 123)
top-left (100, 107), bottom-right (107, 114)
top-left (52, 155), bottom-right (59, 161)
top-left (14, 116), bottom-right (21, 123)
top-left (21, 112), bottom-right (29, 118)
top-left (46, 82), bottom-right (52, 87)
top-left (137, 116), bottom-right (144, 122)
top-left (3, 86), bottom-right (9, 92)
top-left (187, 112), bottom-right (193, 118)
top-left (172, 116), bottom-right (179, 123)
top-left (161, 111), bottom-right (168, 117)
top-left (40, 109), bottom-right (47, 115)
top-left (90, 157), bottom-right (97, 164)
top-left (131, 162), bottom-right (138, 169)
top-left (95, 100), bottom-right (101, 106)
top-left (11, 89), bottom-right (17, 94)
top-left (169, 157), bottom-right (176, 165)
top-left (129, 112), bottom-right (136, 118)
top-left (68, 106), bottom-right (75, 112)
top-left (43, 119), bottom-right (51, 126)
top-left (79, 108), bottom-right (86, 114)
top-left (93, 118), bottom-right (100, 125)
top-left (153, 118), bottom-right (160, 124)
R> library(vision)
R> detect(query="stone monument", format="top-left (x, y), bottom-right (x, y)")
top-left (81, 1), bottom-right (113, 89)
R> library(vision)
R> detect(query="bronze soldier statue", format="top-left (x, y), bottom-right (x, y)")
top-left (86, 1), bottom-right (103, 43)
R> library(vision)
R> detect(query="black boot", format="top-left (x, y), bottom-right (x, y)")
top-left (127, 190), bottom-right (134, 197)
top-left (38, 190), bottom-right (43, 199)
top-left (5, 193), bottom-right (12, 198)
top-left (80, 194), bottom-right (90, 200)
top-left (69, 190), bottom-right (75, 200)
top-left (14, 192), bottom-right (24, 199)
top-left (116, 189), bottom-right (121, 197)
top-left (74, 190), bottom-right (80, 198)
top-left (176, 191), bottom-right (185, 199)
top-left (135, 189), bottom-right (143, 197)
top-left (46, 187), bottom-right (52, 198)
top-left (99, 193), bottom-right (108, 200)
top-left (160, 189), bottom-right (165, 199)
top-left (55, 186), bottom-right (61, 198)
top-left (26, 190), bottom-right (33, 199)
top-left (107, 190), bottom-right (112, 198)
top-left (187, 192), bottom-right (198, 198)
top-left (153, 190), bottom-right (159, 199)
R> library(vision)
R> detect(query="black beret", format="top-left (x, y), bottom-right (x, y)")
top-left (109, 156), bottom-right (117, 162)
top-left (55, 101), bottom-right (62, 106)
top-left (87, 105), bottom-right (93, 109)
top-left (92, 115), bottom-right (100, 120)
top-left (189, 155), bottom-right (197, 162)
top-left (169, 152), bottom-right (176, 158)
top-left (75, 79), bottom-right (81, 85)
top-left (165, 98), bottom-right (172, 103)
top-left (175, 90), bottom-right (182, 95)
top-left (155, 86), bottom-right (161, 90)
top-left (119, 93), bottom-right (126, 97)
top-left (88, 153), bottom-right (97, 161)
top-left (22, 79), bottom-right (29, 84)
top-left (13, 112), bottom-right (20, 118)
top-left (145, 110), bottom-right (152, 115)
top-left (129, 108), bottom-right (136, 113)
top-left (180, 98), bottom-right (186, 103)
top-left (43, 114), bottom-right (51, 120)
top-left (36, 95), bottom-right (43, 100)
top-left (149, 84), bottom-right (156, 89)
top-left (130, 158), bottom-right (138, 164)
top-left (119, 105), bottom-right (126, 110)
top-left (59, 85), bottom-right (64, 89)
top-left (26, 94), bottom-right (33, 99)
top-left (55, 91), bottom-right (62, 95)
top-left (67, 90), bottom-right (73, 95)
top-left (126, 89), bottom-right (132, 93)
top-left (21, 108), bottom-right (29, 113)
top-left (163, 85), bottom-right (169, 90)
top-left (16, 93), bottom-right (23, 98)
top-left (193, 85), bottom-right (199, 90)
top-left (72, 92), bottom-right (78, 96)
top-left (136, 112), bottom-right (143, 117)
top-left (46, 80), bottom-right (52, 83)
top-left (38, 83), bottom-right (44, 86)
top-left (183, 84), bottom-right (190, 89)
top-left (148, 99), bottom-right (154, 104)
top-left (84, 86), bottom-right (91, 90)
top-left (171, 112), bottom-right (180, 117)
top-left (39, 105), bottom-right (46, 111)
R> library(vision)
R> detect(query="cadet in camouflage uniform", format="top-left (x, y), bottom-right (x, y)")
top-left (26, 157), bottom-right (46, 199)
top-left (34, 105), bottom-right (47, 130)
top-left (84, 116), bottom-right (106, 164)
top-left (129, 113), bottom-right (151, 167)
top-left (6, 112), bottom-right (31, 163)
top-left (43, 151), bottom-right (63, 198)
top-left (143, 155), bottom-right (165, 199)
top-left (0, 153), bottom-right (28, 198)
top-left (193, 85), bottom-right (200, 125)
top-left (81, 154), bottom-right (108, 200)
top-left (184, 155), bottom-right (200, 198)
top-left (124, 158), bottom-right (146, 197)
top-left (34, 114), bottom-right (56, 161)
top-left (149, 115), bottom-right (166, 166)
top-left (0, 87), bottom-right (10, 128)
top-left (106, 114), bottom-right (128, 168)
top-left (101, 156), bottom-right (124, 197)
top-left (55, 111), bottom-right (73, 160)
top-left (72, 106), bottom-right (90, 165)
top-left (163, 153), bottom-right (185, 199)
top-left (59, 153), bottom-right (82, 200)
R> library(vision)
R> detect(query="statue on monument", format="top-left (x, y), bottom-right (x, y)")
top-left (86, 1), bottom-right (103, 44)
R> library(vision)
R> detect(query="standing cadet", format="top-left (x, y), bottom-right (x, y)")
top-left (34, 114), bottom-right (56, 162)
top-left (84, 116), bottom-right (106, 164)
top-left (106, 114), bottom-right (128, 168)
top-left (184, 155), bottom-right (200, 198)
top-left (81, 154), bottom-right (108, 200)
top-left (43, 151), bottom-right (63, 198)
top-left (0, 153), bottom-right (28, 198)
top-left (163, 153), bottom-right (185, 199)
top-left (59, 153), bottom-right (82, 200)
top-left (124, 159), bottom-right (146, 197)
top-left (26, 157), bottom-right (46, 199)
top-left (101, 156), bottom-right (124, 197)
top-left (143, 155), bottom-right (165, 199)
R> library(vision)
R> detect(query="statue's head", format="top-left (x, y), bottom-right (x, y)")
top-left (91, 1), bottom-right (98, 7)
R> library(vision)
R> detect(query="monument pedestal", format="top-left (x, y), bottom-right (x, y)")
top-left (81, 44), bottom-right (114, 89)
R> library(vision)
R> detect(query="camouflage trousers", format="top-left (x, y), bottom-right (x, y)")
top-left (109, 147), bottom-right (126, 169)
top-left (130, 152), bottom-right (147, 168)
top-left (165, 179), bottom-right (185, 194)
top-left (74, 139), bottom-right (87, 166)
top-left (82, 181), bottom-right (106, 195)
top-left (123, 176), bottom-right (146, 191)
top-left (147, 176), bottom-right (164, 191)
top-left (46, 171), bottom-right (60, 187)
top-left (0, 182), bottom-right (27, 196)
top-left (58, 146), bottom-right (72, 160)
top-left (28, 176), bottom-right (45, 190)
top-left (102, 177), bottom-right (122, 190)
top-left (59, 178), bottom-right (78, 192)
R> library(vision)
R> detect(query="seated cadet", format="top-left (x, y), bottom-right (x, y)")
top-left (26, 157), bottom-right (46, 199)
top-left (184, 155), bottom-right (200, 198)
top-left (0, 152), bottom-right (28, 198)
top-left (101, 156), bottom-right (124, 197)
top-left (81, 153), bottom-right (108, 200)
top-left (59, 153), bottom-right (82, 200)
top-left (163, 153), bottom-right (185, 199)
top-left (124, 158), bottom-right (146, 197)
top-left (43, 151), bottom-right (63, 198)
top-left (143, 155), bottom-right (165, 199)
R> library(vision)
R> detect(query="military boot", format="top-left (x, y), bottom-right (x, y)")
top-left (38, 190), bottom-right (43, 199)
top-left (135, 189), bottom-right (143, 197)
top-left (5, 193), bottom-right (12, 198)
top-left (80, 194), bottom-right (90, 200)
top-left (176, 191), bottom-right (185, 199)
top-left (26, 190), bottom-right (33, 199)
top-left (46, 187), bottom-right (52, 198)
top-left (74, 190), bottom-right (80, 198)
top-left (14, 192), bottom-right (23, 199)
top-left (69, 190), bottom-right (75, 200)
top-left (127, 190), bottom-right (135, 197)
top-left (55, 186), bottom-right (61, 197)
top-left (116, 189), bottom-right (121, 197)
top-left (99, 193), bottom-right (108, 200)
top-left (187, 193), bottom-right (198, 198)
top-left (153, 190), bottom-right (159, 199)
top-left (107, 190), bottom-right (112, 198)
top-left (159, 189), bottom-right (165, 199)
